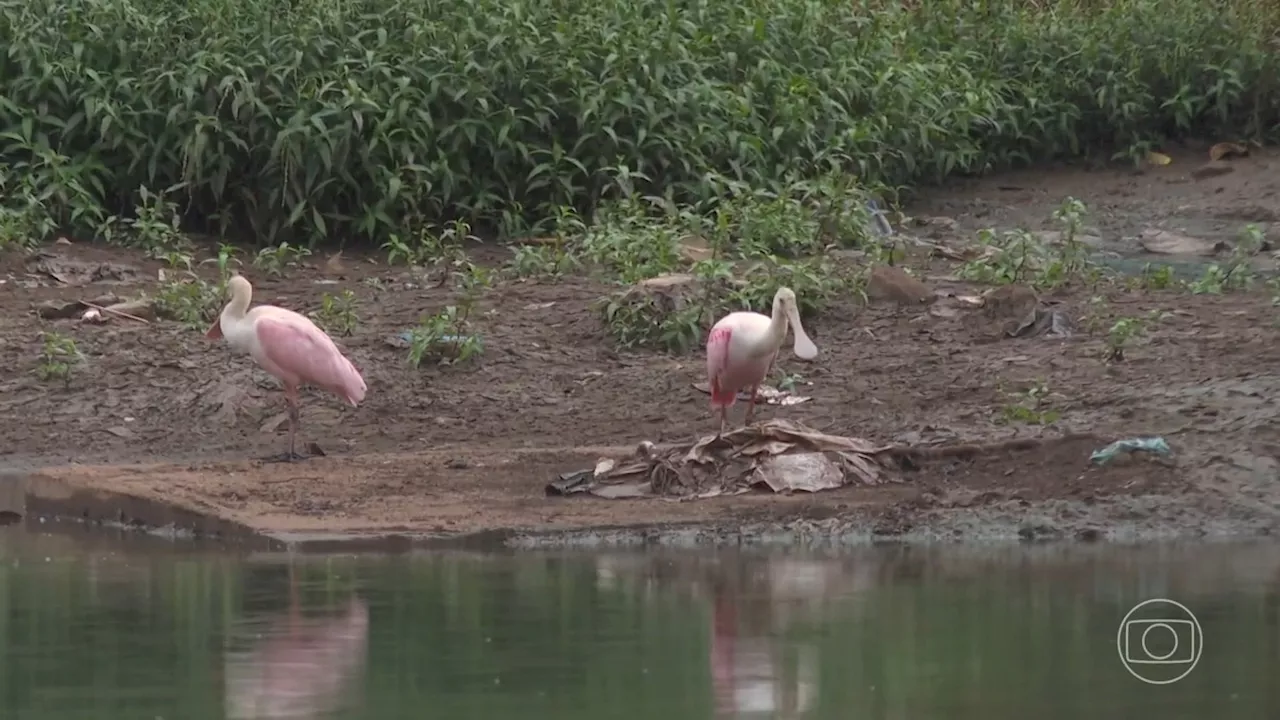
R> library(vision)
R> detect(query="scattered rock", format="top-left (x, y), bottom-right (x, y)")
top-left (978, 284), bottom-right (1070, 338)
top-left (1007, 306), bottom-right (1072, 339)
top-left (27, 255), bottom-right (139, 286)
top-left (913, 215), bottom-right (959, 239)
top-left (865, 266), bottom-right (932, 306)
top-left (1138, 228), bottom-right (1225, 257)
top-left (981, 284), bottom-right (1039, 321)
top-left (1191, 161), bottom-right (1235, 181)
top-left (34, 299), bottom-right (84, 319)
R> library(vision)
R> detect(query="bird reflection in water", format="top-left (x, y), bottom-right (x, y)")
top-left (709, 558), bottom-right (827, 719)
top-left (224, 568), bottom-right (370, 720)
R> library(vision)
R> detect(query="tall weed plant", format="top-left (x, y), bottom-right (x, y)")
top-left (0, 0), bottom-right (1277, 247)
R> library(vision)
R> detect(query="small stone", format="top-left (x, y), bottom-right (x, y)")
top-left (982, 284), bottom-right (1039, 320)
top-left (916, 216), bottom-right (958, 239)
top-left (1139, 228), bottom-right (1223, 257)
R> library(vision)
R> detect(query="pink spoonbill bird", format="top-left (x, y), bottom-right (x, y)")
top-left (206, 275), bottom-right (367, 462)
top-left (705, 287), bottom-right (817, 435)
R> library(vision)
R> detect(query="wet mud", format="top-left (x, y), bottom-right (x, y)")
top-left (2, 147), bottom-right (1279, 548)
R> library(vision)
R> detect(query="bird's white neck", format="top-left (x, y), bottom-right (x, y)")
top-left (219, 283), bottom-right (256, 351)
top-left (765, 295), bottom-right (791, 346)
top-left (743, 299), bottom-right (790, 358)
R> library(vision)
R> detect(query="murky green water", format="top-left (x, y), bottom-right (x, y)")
top-left (1, 526), bottom-right (1278, 718)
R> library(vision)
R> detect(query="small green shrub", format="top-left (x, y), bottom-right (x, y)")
top-left (959, 198), bottom-right (1104, 289)
top-left (36, 331), bottom-right (81, 384)
top-left (312, 290), bottom-right (359, 336)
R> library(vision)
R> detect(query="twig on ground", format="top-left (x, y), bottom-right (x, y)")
top-left (81, 300), bottom-right (150, 324)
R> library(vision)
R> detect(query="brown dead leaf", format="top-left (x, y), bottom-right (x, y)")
top-left (866, 265), bottom-right (932, 305)
top-left (1209, 142), bottom-right (1249, 162)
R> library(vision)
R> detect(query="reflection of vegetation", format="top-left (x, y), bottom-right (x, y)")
top-left (357, 555), bottom-right (710, 717)
top-left (0, 552), bottom-right (239, 718)
top-left (0, 539), bottom-right (1276, 719)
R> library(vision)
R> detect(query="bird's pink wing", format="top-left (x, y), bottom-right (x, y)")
top-left (705, 325), bottom-right (735, 408)
top-left (255, 313), bottom-right (367, 406)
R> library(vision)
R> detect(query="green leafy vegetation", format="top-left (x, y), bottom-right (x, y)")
top-left (312, 290), bottom-right (360, 337)
top-left (997, 379), bottom-right (1061, 426)
top-left (958, 197), bottom-right (1103, 289)
top-left (537, 172), bottom-right (878, 353)
top-left (252, 243), bottom-right (312, 278)
top-left (153, 245), bottom-right (242, 329)
top-left (1, 0), bottom-right (1278, 249)
top-left (36, 331), bottom-right (81, 384)
top-left (405, 262), bottom-right (492, 368)
top-left (1188, 224), bottom-right (1266, 294)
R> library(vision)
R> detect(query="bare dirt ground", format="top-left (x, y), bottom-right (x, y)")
top-left (4, 144), bottom-right (1279, 547)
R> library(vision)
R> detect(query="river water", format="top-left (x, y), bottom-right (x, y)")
top-left (0, 526), bottom-right (1277, 718)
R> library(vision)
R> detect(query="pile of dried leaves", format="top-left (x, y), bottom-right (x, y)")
top-left (546, 419), bottom-right (905, 500)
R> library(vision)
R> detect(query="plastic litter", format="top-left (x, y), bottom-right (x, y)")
top-left (1090, 437), bottom-right (1171, 465)
top-left (867, 198), bottom-right (894, 236)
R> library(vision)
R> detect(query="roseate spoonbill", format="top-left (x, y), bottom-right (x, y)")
top-left (206, 275), bottom-right (367, 462)
top-left (705, 287), bottom-right (817, 435)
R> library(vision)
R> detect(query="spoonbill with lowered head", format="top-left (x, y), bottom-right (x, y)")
top-left (206, 275), bottom-right (367, 462)
top-left (705, 287), bottom-right (818, 436)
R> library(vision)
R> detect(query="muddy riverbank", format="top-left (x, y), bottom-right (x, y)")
top-left (2, 148), bottom-right (1279, 548)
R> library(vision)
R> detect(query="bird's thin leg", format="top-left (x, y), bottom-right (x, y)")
top-left (718, 407), bottom-right (727, 438)
top-left (743, 385), bottom-right (760, 427)
top-left (287, 556), bottom-right (301, 626)
top-left (743, 357), bottom-right (778, 430)
top-left (261, 385), bottom-right (309, 463)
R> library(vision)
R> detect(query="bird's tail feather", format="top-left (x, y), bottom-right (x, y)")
top-left (324, 353), bottom-right (367, 406)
